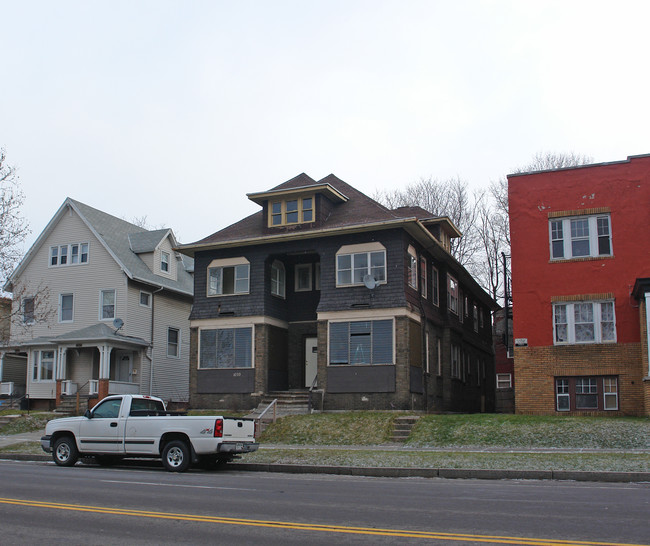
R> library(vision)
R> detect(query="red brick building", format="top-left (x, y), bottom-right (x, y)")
top-left (509, 154), bottom-right (650, 416)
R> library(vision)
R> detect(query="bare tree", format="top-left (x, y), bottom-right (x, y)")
top-left (0, 149), bottom-right (30, 287)
top-left (375, 176), bottom-right (483, 269)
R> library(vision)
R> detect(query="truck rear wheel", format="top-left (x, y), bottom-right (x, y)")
top-left (53, 436), bottom-right (79, 467)
top-left (162, 440), bottom-right (191, 472)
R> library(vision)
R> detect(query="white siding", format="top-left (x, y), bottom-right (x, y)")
top-left (154, 237), bottom-right (178, 281)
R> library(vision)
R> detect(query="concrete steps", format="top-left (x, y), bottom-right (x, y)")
top-left (54, 395), bottom-right (90, 416)
top-left (390, 415), bottom-right (420, 442)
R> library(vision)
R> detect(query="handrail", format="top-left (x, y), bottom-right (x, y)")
top-left (308, 375), bottom-right (318, 413)
top-left (254, 398), bottom-right (277, 439)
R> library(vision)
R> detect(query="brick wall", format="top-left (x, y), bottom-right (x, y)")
top-left (514, 342), bottom-right (644, 416)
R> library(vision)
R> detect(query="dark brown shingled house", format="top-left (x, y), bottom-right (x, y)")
top-left (178, 174), bottom-right (498, 411)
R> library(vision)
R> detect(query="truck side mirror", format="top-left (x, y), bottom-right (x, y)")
top-left (84, 409), bottom-right (92, 419)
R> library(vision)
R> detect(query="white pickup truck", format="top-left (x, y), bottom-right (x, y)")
top-left (41, 394), bottom-right (259, 472)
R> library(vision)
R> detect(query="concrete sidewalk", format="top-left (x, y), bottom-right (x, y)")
top-left (1, 430), bottom-right (648, 483)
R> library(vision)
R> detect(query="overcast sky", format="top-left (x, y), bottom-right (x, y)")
top-left (2, 0), bottom-right (649, 251)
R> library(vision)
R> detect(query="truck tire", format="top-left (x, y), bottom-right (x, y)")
top-left (53, 436), bottom-right (79, 467)
top-left (162, 440), bottom-right (191, 472)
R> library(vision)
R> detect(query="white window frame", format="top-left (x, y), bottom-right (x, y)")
top-left (271, 260), bottom-right (286, 298)
top-left (556, 378), bottom-right (570, 411)
top-left (407, 246), bottom-right (418, 290)
top-left (139, 291), bottom-right (152, 308)
top-left (473, 305), bottom-right (479, 332)
top-left (100, 289), bottom-right (116, 321)
top-left (603, 377), bottom-right (618, 410)
top-left (448, 276), bottom-right (459, 315)
top-left (553, 300), bottom-right (616, 345)
top-left (549, 214), bottom-right (612, 260)
top-left (23, 297), bottom-right (35, 324)
top-left (161, 251), bottom-right (170, 273)
top-left (335, 243), bottom-right (387, 287)
top-left (49, 243), bottom-right (89, 267)
top-left (32, 350), bottom-right (55, 382)
top-left (207, 258), bottom-right (250, 296)
top-left (295, 264), bottom-right (312, 292)
top-left (59, 293), bottom-right (74, 323)
top-left (496, 373), bottom-right (512, 389)
top-left (167, 327), bottom-right (180, 358)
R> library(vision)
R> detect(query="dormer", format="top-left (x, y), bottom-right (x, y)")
top-left (129, 229), bottom-right (179, 281)
top-left (247, 182), bottom-right (348, 231)
top-left (420, 217), bottom-right (462, 253)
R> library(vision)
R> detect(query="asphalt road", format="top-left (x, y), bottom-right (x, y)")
top-left (0, 459), bottom-right (648, 545)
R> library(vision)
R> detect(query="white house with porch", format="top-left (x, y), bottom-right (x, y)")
top-left (2, 198), bottom-right (193, 410)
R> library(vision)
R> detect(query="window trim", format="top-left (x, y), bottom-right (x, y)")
top-left (160, 251), bottom-right (170, 273)
top-left (555, 376), bottom-right (619, 412)
top-left (295, 263), bottom-right (313, 292)
top-left (271, 260), bottom-right (286, 298)
top-left (432, 266), bottom-right (439, 306)
top-left (420, 256), bottom-right (427, 298)
top-left (407, 246), bottom-right (418, 290)
top-left (32, 350), bottom-right (55, 382)
top-left (23, 297), bottom-right (35, 324)
top-left (207, 257), bottom-right (251, 297)
top-left (335, 243), bottom-right (387, 287)
top-left (198, 325), bottom-right (255, 369)
top-left (167, 327), bottom-right (180, 358)
top-left (139, 291), bottom-right (152, 308)
top-left (448, 276), bottom-right (459, 315)
top-left (269, 195), bottom-right (315, 227)
top-left (496, 373), bottom-right (512, 389)
top-left (553, 300), bottom-right (616, 345)
top-left (59, 293), bottom-right (74, 323)
top-left (327, 318), bottom-right (395, 366)
top-left (549, 214), bottom-right (612, 260)
top-left (49, 243), bottom-right (90, 267)
top-left (99, 289), bottom-right (116, 321)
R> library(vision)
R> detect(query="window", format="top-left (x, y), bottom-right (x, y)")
top-left (479, 308), bottom-right (484, 329)
top-left (407, 246), bottom-right (418, 290)
top-left (199, 327), bottom-right (253, 368)
top-left (92, 397), bottom-right (123, 418)
top-left (336, 243), bottom-right (386, 286)
top-left (315, 262), bottom-right (321, 290)
top-left (167, 327), bottom-right (180, 358)
top-left (448, 276), bottom-right (459, 315)
top-left (420, 256), bottom-right (427, 298)
top-left (50, 243), bottom-right (89, 267)
top-left (23, 297), bottom-right (35, 324)
top-left (473, 304), bottom-right (479, 332)
top-left (450, 344), bottom-right (460, 378)
top-left (549, 214), bottom-right (612, 260)
top-left (295, 264), bottom-right (312, 292)
top-left (161, 251), bottom-right (170, 273)
top-left (33, 350), bottom-right (54, 381)
top-left (270, 196), bottom-right (314, 226)
top-left (432, 267), bottom-right (439, 306)
top-left (100, 289), bottom-right (115, 320)
top-left (436, 338), bottom-right (442, 376)
top-left (59, 294), bottom-right (73, 322)
top-left (208, 259), bottom-right (250, 296)
top-left (329, 320), bottom-right (393, 366)
top-left (497, 373), bottom-right (512, 389)
top-left (140, 291), bottom-right (151, 307)
top-left (555, 376), bottom-right (618, 412)
top-left (271, 261), bottom-right (286, 298)
top-left (553, 301), bottom-right (616, 344)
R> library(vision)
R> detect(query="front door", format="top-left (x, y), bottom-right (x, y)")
top-left (305, 337), bottom-right (318, 388)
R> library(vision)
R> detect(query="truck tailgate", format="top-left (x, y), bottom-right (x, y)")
top-left (222, 418), bottom-right (256, 440)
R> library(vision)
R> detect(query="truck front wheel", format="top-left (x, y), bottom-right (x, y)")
top-left (53, 436), bottom-right (79, 467)
top-left (162, 440), bottom-right (191, 472)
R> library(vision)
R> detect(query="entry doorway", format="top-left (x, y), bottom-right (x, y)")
top-left (304, 337), bottom-right (318, 388)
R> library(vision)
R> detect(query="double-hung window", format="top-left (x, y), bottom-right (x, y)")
top-left (33, 350), bottom-right (55, 381)
top-left (420, 256), bottom-right (427, 298)
top-left (208, 258), bottom-right (250, 296)
top-left (161, 251), bottom-right (170, 273)
top-left (23, 297), bottom-right (35, 324)
top-left (271, 261), bottom-right (286, 298)
top-left (553, 300), bottom-right (616, 344)
top-left (448, 276), bottom-right (459, 315)
top-left (407, 246), bottom-right (418, 290)
top-left (556, 376), bottom-right (618, 412)
top-left (100, 289), bottom-right (116, 320)
top-left (549, 214), bottom-right (612, 260)
top-left (329, 320), bottom-right (393, 366)
top-left (336, 243), bottom-right (386, 286)
top-left (167, 327), bottom-right (180, 358)
top-left (432, 266), bottom-right (439, 306)
top-left (59, 294), bottom-right (74, 323)
top-left (199, 327), bottom-right (253, 368)
top-left (50, 243), bottom-right (89, 266)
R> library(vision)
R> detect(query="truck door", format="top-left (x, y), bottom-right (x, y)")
top-left (79, 397), bottom-right (125, 453)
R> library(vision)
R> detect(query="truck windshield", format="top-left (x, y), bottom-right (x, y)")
top-left (130, 398), bottom-right (165, 414)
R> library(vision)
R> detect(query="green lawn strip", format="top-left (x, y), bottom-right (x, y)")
top-left (0, 441), bottom-right (43, 455)
top-left (0, 413), bottom-right (51, 435)
top-left (245, 448), bottom-right (650, 473)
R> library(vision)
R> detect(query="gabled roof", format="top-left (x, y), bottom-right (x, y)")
top-left (5, 198), bottom-right (193, 296)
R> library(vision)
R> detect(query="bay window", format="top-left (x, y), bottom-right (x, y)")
top-left (208, 258), bottom-right (250, 296)
top-left (336, 243), bottom-right (386, 286)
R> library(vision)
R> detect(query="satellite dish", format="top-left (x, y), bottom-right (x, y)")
top-left (113, 318), bottom-right (124, 331)
top-left (363, 274), bottom-right (377, 290)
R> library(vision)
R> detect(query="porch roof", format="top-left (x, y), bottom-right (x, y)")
top-left (9, 323), bottom-right (149, 349)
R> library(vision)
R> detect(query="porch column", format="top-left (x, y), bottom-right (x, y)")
top-left (56, 347), bottom-right (67, 380)
top-left (98, 344), bottom-right (112, 400)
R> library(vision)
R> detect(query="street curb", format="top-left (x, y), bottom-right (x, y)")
top-left (2, 454), bottom-right (648, 483)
